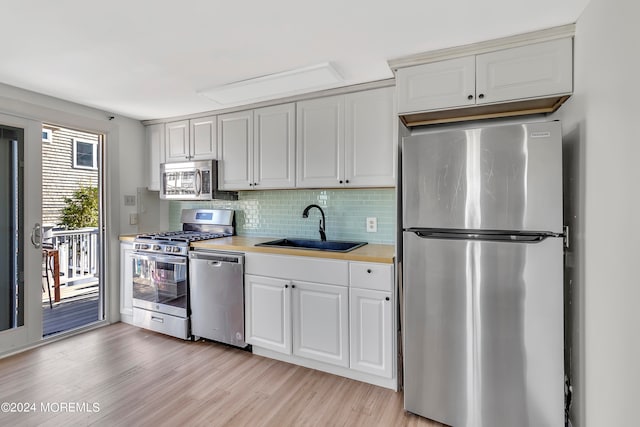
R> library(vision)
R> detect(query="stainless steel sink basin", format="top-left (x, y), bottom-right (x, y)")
top-left (255, 238), bottom-right (367, 253)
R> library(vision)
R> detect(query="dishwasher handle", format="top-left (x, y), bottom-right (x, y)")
top-left (189, 250), bottom-right (244, 265)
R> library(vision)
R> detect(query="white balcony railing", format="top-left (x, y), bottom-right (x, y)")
top-left (49, 228), bottom-right (99, 283)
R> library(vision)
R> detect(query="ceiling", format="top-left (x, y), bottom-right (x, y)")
top-left (2, 0), bottom-right (589, 121)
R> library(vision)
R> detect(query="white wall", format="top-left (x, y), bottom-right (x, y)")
top-left (0, 82), bottom-right (146, 324)
top-left (556, 0), bottom-right (640, 425)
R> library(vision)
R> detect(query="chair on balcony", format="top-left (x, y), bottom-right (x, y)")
top-left (42, 250), bottom-right (53, 309)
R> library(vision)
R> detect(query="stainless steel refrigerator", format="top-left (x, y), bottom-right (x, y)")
top-left (402, 120), bottom-right (565, 427)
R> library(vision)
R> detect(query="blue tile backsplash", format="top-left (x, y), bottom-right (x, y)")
top-left (169, 189), bottom-right (396, 244)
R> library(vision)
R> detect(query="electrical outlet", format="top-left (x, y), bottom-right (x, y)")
top-left (129, 213), bottom-right (138, 225)
top-left (366, 217), bottom-right (377, 233)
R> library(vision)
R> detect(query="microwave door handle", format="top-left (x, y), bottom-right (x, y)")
top-left (195, 169), bottom-right (202, 197)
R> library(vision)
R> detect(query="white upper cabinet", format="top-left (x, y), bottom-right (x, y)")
top-left (296, 95), bottom-right (343, 188)
top-left (475, 38), bottom-right (573, 105)
top-left (190, 115), bottom-right (217, 161)
top-left (345, 87), bottom-right (396, 187)
top-left (397, 56), bottom-right (476, 113)
top-left (165, 116), bottom-right (217, 163)
top-left (253, 103), bottom-right (296, 189)
top-left (397, 37), bottom-right (573, 115)
top-left (218, 104), bottom-right (295, 191)
top-left (297, 87), bottom-right (395, 188)
top-left (145, 123), bottom-right (165, 191)
top-left (217, 110), bottom-right (253, 190)
top-left (165, 120), bottom-right (190, 162)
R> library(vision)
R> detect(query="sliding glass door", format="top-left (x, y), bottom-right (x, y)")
top-left (0, 114), bottom-right (43, 353)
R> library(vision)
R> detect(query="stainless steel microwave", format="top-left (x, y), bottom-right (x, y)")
top-left (160, 160), bottom-right (237, 201)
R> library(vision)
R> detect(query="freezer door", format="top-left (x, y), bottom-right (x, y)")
top-left (402, 121), bottom-right (563, 233)
top-left (403, 232), bottom-right (564, 427)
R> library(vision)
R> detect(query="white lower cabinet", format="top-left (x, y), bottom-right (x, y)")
top-left (292, 281), bottom-right (349, 367)
top-left (245, 274), bottom-right (291, 354)
top-left (244, 252), bottom-right (396, 389)
top-left (120, 242), bottom-right (134, 324)
top-left (349, 288), bottom-right (393, 378)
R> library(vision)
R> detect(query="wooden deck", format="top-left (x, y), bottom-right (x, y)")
top-left (42, 277), bottom-right (101, 336)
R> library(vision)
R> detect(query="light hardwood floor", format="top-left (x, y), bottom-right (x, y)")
top-left (0, 323), bottom-right (444, 426)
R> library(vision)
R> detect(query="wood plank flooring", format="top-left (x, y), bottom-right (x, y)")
top-left (0, 323), bottom-right (444, 426)
top-left (42, 297), bottom-right (100, 337)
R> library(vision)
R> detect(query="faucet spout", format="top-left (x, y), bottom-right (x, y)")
top-left (302, 204), bottom-right (327, 241)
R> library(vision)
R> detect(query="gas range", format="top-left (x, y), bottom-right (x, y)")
top-left (134, 230), bottom-right (232, 256)
top-left (134, 209), bottom-right (235, 256)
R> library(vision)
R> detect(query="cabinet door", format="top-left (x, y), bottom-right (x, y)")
top-left (397, 56), bottom-right (476, 113)
top-left (254, 103), bottom-right (295, 189)
top-left (190, 115), bottom-right (217, 160)
top-left (292, 280), bottom-right (349, 367)
top-left (145, 123), bottom-right (164, 191)
top-left (217, 111), bottom-right (253, 190)
top-left (345, 87), bottom-right (396, 187)
top-left (120, 242), bottom-right (134, 322)
top-left (296, 96), bottom-right (344, 188)
top-left (165, 120), bottom-right (190, 162)
top-left (349, 288), bottom-right (393, 378)
top-left (245, 274), bottom-right (291, 354)
top-left (476, 38), bottom-right (573, 105)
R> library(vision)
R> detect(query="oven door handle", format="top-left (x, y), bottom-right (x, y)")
top-left (131, 253), bottom-right (187, 265)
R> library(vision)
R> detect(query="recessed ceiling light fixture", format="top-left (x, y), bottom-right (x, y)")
top-left (198, 62), bottom-right (343, 105)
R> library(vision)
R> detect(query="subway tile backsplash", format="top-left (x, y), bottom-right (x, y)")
top-left (169, 189), bottom-right (396, 244)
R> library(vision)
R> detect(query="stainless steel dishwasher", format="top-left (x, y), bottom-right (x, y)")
top-left (189, 250), bottom-right (247, 348)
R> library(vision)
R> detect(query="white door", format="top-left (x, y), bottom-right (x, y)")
top-left (253, 103), bottom-right (295, 189)
top-left (349, 288), bottom-right (393, 378)
top-left (165, 120), bottom-right (190, 162)
top-left (245, 274), bottom-right (291, 354)
top-left (145, 123), bottom-right (164, 191)
top-left (397, 56), bottom-right (476, 113)
top-left (292, 280), bottom-right (349, 367)
top-left (190, 115), bottom-right (217, 160)
top-left (0, 114), bottom-right (43, 353)
top-left (217, 111), bottom-right (253, 190)
top-left (475, 38), bottom-right (573, 105)
top-left (344, 87), bottom-right (396, 187)
top-left (296, 96), bottom-right (344, 188)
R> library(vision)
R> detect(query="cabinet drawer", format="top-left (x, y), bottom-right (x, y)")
top-left (349, 262), bottom-right (393, 291)
top-left (246, 253), bottom-right (348, 286)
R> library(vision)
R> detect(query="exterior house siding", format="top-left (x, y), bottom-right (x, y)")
top-left (42, 126), bottom-right (99, 226)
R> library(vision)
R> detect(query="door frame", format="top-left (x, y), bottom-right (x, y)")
top-left (0, 113), bottom-right (43, 353)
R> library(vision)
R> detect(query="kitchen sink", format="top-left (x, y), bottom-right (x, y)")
top-left (255, 238), bottom-right (367, 253)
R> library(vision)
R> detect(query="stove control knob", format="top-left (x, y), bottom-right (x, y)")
top-left (174, 247), bottom-right (181, 253)
top-left (153, 245), bottom-right (161, 251)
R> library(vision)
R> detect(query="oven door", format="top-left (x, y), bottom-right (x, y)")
top-left (131, 252), bottom-right (188, 317)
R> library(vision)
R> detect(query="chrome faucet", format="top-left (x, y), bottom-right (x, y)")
top-left (302, 204), bottom-right (326, 241)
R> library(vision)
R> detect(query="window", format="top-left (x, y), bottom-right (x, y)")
top-left (73, 139), bottom-right (98, 169)
top-left (42, 128), bottom-right (52, 143)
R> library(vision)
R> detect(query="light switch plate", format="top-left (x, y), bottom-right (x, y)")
top-left (366, 217), bottom-right (377, 233)
top-left (124, 195), bottom-right (136, 206)
top-left (129, 213), bottom-right (138, 225)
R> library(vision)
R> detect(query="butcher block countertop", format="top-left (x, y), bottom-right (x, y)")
top-left (119, 234), bottom-right (137, 242)
top-left (191, 236), bottom-right (395, 264)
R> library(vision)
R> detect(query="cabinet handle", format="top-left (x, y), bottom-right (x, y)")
top-left (385, 297), bottom-right (390, 301)
top-left (249, 183), bottom-right (253, 187)
top-left (366, 269), bottom-right (372, 273)
top-left (254, 182), bottom-right (258, 186)
top-left (285, 284), bottom-right (288, 288)
top-left (478, 93), bottom-right (485, 99)
top-left (291, 284), bottom-right (296, 289)
top-left (467, 95), bottom-right (474, 100)
top-left (339, 180), bottom-right (343, 184)
top-left (345, 180), bottom-right (349, 184)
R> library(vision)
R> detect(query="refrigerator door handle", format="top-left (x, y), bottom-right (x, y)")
top-left (410, 229), bottom-right (553, 243)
